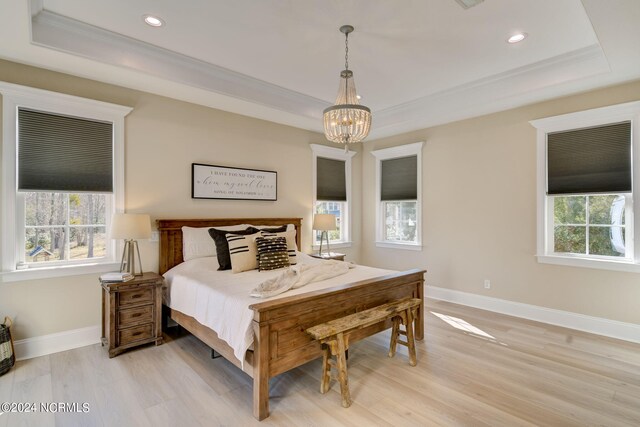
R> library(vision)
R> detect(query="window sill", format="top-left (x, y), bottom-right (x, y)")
top-left (536, 254), bottom-right (640, 273)
top-left (376, 241), bottom-right (423, 251)
top-left (0, 261), bottom-right (121, 283)
top-left (312, 241), bottom-right (352, 250)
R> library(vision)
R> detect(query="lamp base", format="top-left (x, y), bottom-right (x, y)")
top-left (120, 239), bottom-right (144, 276)
top-left (318, 231), bottom-right (331, 257)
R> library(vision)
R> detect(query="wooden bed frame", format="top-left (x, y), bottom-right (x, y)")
top-left (157, 217), bottom-right (425, 420)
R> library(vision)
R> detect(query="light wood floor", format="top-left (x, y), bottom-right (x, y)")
top-left (1, 299), bottom-right (639, 426)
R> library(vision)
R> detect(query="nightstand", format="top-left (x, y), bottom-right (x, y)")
top-left (309, 252), bottom-right (346, 261)
top-left (101, 272), bottom-right (164, 358)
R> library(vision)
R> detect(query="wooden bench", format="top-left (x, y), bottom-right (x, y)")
top-left (306, 297), bottom-right (421, 408)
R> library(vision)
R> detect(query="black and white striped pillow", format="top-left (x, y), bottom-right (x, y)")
top-left (255, 236), bottom-right (290, 271)
top-left (259, 230), bottom-right (297, 265)
top-left (226, 232), bottom-right (261, 273)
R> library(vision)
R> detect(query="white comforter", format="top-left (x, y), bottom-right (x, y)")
top-left (249, 260), bottom-right (353, 298)
top-left (163, 253), bottom-right (393, 364)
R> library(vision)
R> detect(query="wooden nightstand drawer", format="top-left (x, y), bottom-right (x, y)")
top-left (118, 288), bottom-right (153, 307)
top-left (118, 305), bottom-right (153, 327)
top-left (118, 323), bottom-right (153, 346)
top-left (101, 272), bottom-right (164, 358)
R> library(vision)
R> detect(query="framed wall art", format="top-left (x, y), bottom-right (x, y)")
top-left (191, 163), bottom-right (277, 201)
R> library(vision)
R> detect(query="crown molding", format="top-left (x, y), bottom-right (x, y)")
top-left (369, 44), bottom-right (610, 139)
top-left (31, 10), bottom-right (330, 121)
top-left (28, 9), bottom-right (612, 140)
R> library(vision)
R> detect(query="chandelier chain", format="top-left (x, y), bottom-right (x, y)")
top-left (344, 32), bottom-right (349, 71)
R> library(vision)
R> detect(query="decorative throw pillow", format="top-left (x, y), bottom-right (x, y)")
top-left (226, 232), bottom-right (262, 273)
top-left (259, 229), bottom-right (298, 265)
top-left (208, 227), bottom-right (259, 270)
top-left (255, 236), bottom-right (290, 271)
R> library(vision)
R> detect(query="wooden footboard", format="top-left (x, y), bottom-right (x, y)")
top-left (249, 268), bottom-right (425, 420)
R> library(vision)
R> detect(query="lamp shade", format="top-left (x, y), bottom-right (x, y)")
top-left (313, 214), bottom-right (337, 231)
top-left (111, 213), bottom-right (152, 239)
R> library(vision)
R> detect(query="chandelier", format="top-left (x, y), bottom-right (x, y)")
top-left (323, 25), bottom-right (371, 147)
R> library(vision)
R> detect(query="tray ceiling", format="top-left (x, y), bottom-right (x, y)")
top-left (0, 0), bottom-right (639, 139)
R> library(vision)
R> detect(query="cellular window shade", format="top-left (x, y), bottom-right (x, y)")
top-left (547, 122), bottom-right (631, 195)
top-left (381, 156), bottom-right (417, 201)
top-left (316, 157), bottom-right (346, 201)
top-left (18, 108), bottom-right (114, 192)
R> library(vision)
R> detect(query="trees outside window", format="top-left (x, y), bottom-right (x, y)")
top-left (552, 194), bottom-right (626, 258)
top-left (24, 193), bottom-right (108, 263)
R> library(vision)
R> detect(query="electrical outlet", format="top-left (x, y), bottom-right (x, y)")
top-left (150, 231), bottom-right (160, 242)
top-left (484, 279), bottom-right (491, 289)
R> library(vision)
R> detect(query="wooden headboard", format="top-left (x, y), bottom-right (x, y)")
top-left (156, 218), bottom-right (303, 274)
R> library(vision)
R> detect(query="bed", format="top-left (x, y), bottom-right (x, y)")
top-left (157, 217), bottom-right (425, 420)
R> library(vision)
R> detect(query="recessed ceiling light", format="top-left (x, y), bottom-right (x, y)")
top-left (143, 15), bottom-right (164, 27)
top-left (507, 33), bottom-right (527, 44)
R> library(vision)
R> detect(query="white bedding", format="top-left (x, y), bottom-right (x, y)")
top-left (163, 252), bottom-right (394, 364)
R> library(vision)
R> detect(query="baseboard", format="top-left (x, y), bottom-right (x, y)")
top-left (426, 286), bottom-right (640, 344)
top-left (13, 324), bottom-right (101, 361)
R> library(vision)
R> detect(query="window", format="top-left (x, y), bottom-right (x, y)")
top-left (531, 101), bottom-right (640, 272)
top-left (310, 144), bottom-right (355, 248)
top-left (1, 82), bottom-right (131, 281)
top-left (372, 142), bottom-right (423, 250)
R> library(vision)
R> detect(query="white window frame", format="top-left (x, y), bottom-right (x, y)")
top-left (0, 81), bottom-right (131, 282)
top-left (371, 142), bottom-right (424, 251)
top-left (530, 100), bottom-right (640, 273)
top-left (310, 144), bottom-right (355, 249)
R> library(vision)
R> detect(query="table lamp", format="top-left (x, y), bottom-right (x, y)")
top-left (313, 213), bottom-right (337, 257)
top-left (111, 213), bottom-right (152, 276)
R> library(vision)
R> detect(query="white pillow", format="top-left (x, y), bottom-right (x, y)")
top-left (182, 224), bottom-right (250, 261)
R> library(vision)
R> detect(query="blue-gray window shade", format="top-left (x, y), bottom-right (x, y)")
top-left (547, 121), bottom-right (631, 195)
top-left (18, 108), bottom-right (114, 193)
top-left (317, 157), bottom-right (346, 201)
top-left (381, 155), bottom-right (417, 201)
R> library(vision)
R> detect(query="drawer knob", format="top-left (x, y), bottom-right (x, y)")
top-left (132, 331), bottom-right (142, 336)
top-left (132, 294), bottom-right (142, 299)
top-left (132, 313), bottom-right (142, 318)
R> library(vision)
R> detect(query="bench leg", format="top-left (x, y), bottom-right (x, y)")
top-left (321, 345), bottom-right (332, 394)
top-left (405, 309), bottom-right (417, 367)
top-left (388, 316), bottom-right (401, 358)
top-left (335, 333), bottom-right (351, 408)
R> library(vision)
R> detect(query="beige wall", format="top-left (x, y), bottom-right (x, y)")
top-left (362, 80), bottom-right (640, 325)
top-left (0, 59), bottom-right (362, 340)
top-left (2, 55), bottom-right (638, 341)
